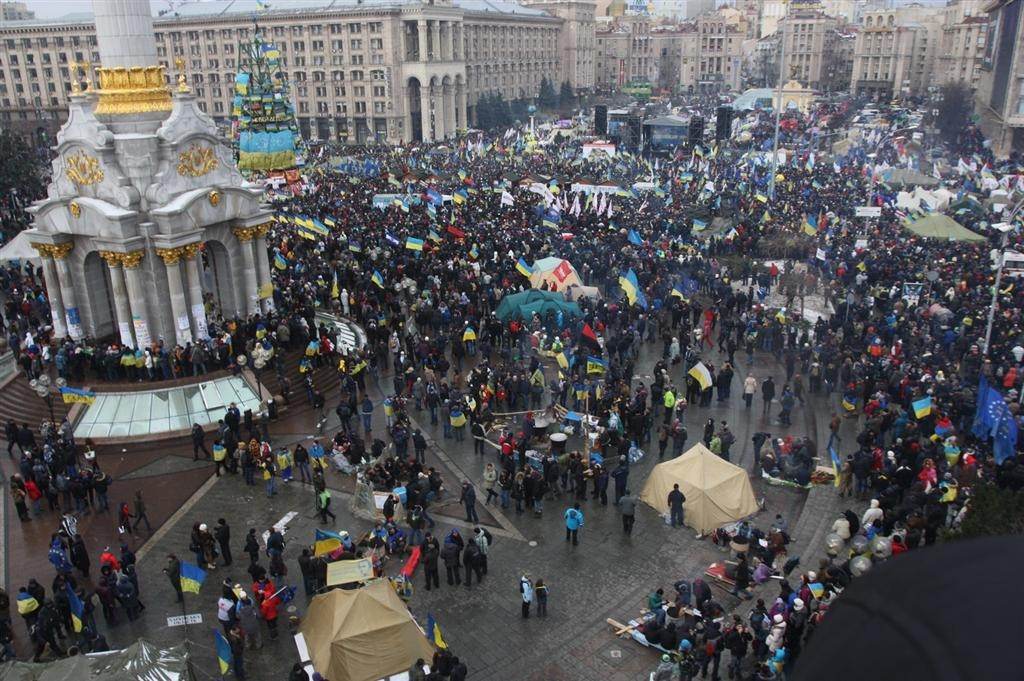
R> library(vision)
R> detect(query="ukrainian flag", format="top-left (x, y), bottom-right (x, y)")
top-left (556, 350), bottom-right (570, 370)
top-left (586, 356), bottom-right (608, 374)
top-left (755, 193), bottom-right (768, 203)
top-left (462, 327), bottom-right (477, 342)
top-left (314, 528), bottom-right (345, 556)
top-left (842, 396), bottom-right (857, 412)
top-left (671, 285), bottom-right (687, 300)
top-left (452, 189), bottom-right (468, 205)
top-left (912, 396), bottom-right (932, 419)
top-left (214, 629), bottom-right (232, 675)
top-left (274, 251), bottom-right (288, 270)
top-left (515, 257), bottom-right (533, 277)
top-left (428, 229), bottom-right (442, 243)
top-left (59, 386), bottom-right (96, 405)
top-left (348, 241), bottom-right (362, 253)
top-left (179, 561), bottom-right (206, 594)
top-left (692, 218), bottom-right (707, 231)
top-left (469, 245), bottom-right (479, 261)
top-left (65, 583), bottom-right (84, 632)
top-left (331, 271), bottom-right (340, 299)
top-left (426, 613), bottom-right (448, 649)
top-left (371, 270), bottom-right (384, 289)
top-left (260, 42), bottom-right (280, 61)
top-left (542, 218), bottom-right (558, 229)
top-left (406, 237), bottom-right (425, 251)
top-left (618, 272), bottom-right (639, 306)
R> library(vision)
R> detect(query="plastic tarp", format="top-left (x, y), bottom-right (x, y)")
top-left (494, 289), bottom-right (581, 322)
top-left (639, 443), bottom-right (759, 533)
top-left (0, 639), bottom-right (194, 681)
top-left (299, 580), bottom-right (434, 681)
top-left (876, 168), bottom-right (940, 187)
top-left (0, 231), bottom-right (41, 263)
top-left (903, 214), bottom-right (986, 242)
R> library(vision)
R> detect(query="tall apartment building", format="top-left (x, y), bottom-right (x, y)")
top-left (937, 0), bottom-right (988, 90)
top-left (594, 16), bottom-right (655, 89)
top-left (522, 0), bottom-right (597, 93)
top-left (685, 10), bottom-right (745, 93)
top-left (0, 0), bottom-right (593, 144)
top-left (850, 5), bottom-right (943, 100)
top-left (976, 0), bottom-right (1024, 155)
top-left (777, 8), bottom-right (840, 89)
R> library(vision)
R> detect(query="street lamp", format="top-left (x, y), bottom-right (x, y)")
top-left (30, 374), bottom-right (66, 422)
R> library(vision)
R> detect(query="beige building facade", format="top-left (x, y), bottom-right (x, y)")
top-left (595, 17), bottom-right (655, 89)
top-left (937, 0), bottom-right (988, 90)
top-left (0, 0), bottom-right (591, 145)
top-left (976, 0), bottom-right (1024, 156)
top-left (850, 5), bottom-right (943, 100)
top-left (777, 8), bottom-right (840, 90)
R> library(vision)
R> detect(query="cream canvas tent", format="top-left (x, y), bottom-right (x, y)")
top-left (640, 443), bottom-right (759, 533)
top-left (530, 256), bottom-right (583, 292)
top-left (299, 580), bottom-right (434, 681)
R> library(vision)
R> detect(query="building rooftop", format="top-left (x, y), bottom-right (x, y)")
top-left (3, 0), bottom-right (551, 27)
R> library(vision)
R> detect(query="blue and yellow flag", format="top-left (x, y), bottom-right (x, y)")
top-left (406, 237), bottom-right (424, 251)
top-left (462, 327), bottom-right (477, 342)
top-left (427, 229), bottom-right (442, 243)
top-left (692, 218), bottom-right (707, 231)
top-left (314, 528), bottom-right (345, 556)
top-left (912, 396), bottom-right (932, 420)
top-left (842, 396), bottom-right (857, 412)
top-left (214, 629), bottom-right (232, 675)
top-left (65, 583), bottom-right (84, 632)
top-left (274, 251), bottom-right (288, 270)
top-left (801, 213), bottom-right (818, 237)
top-left (468, 244), bottom-right (479, 261)
top-left (59, 387), bottom-right (96, 405)
top-left (179, 561), bottom-right (206, 594)
top-left (331, 271), bottom-right (340, 300)
top-left (371, 270), bottom-right (384, 289)
top-left (586, 356), bottom-right (608, 374)
top-left (515, 257), bottom-right (533, 277)
top-left (426, 613), bottom-right (448, 649)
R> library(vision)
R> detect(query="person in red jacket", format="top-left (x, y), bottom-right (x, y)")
top-left (259, 591), bottom-right (281, 640)
top-left (23, 478), bottom-right (42, 516)
top-left (99, 547), bottom-right (121, 572)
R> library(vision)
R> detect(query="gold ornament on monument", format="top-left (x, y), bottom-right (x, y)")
top-left (69, 201), bottom-right (82, 218)
top-left (65, 152), bottom-right (104, 186)
top-left (208, 190), bottom-right (221, 207)
top-left (177, 144), bottom-right (218, 177)
top-left (174, 57), bottom-right (190, 93)
top-left (95, 65), bottom-right (172, 115)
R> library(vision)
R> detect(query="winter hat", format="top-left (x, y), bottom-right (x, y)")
top-left (199, 523), bottom-right (208, 531)
top-left (807, 571), bottom-right (817, 581)
top-left (773, 614), bottom-right (784, 624)
top-left (793, 598), bottom-right (805, 611)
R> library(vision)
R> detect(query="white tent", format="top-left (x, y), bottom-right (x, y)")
top-left (639, 443), bottom-right (759, 533)
top-left (0, 231), bottom-right (41, 264)
top-left (530, 256), bottom-right (583, 292)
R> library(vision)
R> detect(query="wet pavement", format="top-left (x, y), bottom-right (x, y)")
top-left (0, 328), bottom-right (855, 680)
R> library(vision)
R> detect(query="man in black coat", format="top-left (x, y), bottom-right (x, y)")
top-left (215, 519), bottom-right (232, 567)
top-left (421, 534), bottom-right (440, 591)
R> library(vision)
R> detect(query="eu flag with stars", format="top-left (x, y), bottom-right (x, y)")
top-left (972, 377), bottom-right (1019, 464)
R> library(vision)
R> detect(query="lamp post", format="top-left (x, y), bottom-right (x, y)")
top-left (982, 198), bottom-right (1024, 358)
top-left (30, 374), bottom-right (66, 423)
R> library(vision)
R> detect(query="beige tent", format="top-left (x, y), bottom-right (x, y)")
top-left (300, 580), bottom-right (434, 681)
top-left (639, 443), bottom-right (759, 533)
top-left (530, 256), bottom-right (583, 292)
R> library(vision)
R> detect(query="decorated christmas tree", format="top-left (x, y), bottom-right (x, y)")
top-left (231, 26), bottom-right (304, 172)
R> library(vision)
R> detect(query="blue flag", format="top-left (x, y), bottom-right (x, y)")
top-left (972, 376), bottom-right (1019, 464)
top-left (627, 229), bottom-right (643, 246)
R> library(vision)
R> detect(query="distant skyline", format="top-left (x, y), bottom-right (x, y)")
top-left (15, 0), bottom-right (958, 21)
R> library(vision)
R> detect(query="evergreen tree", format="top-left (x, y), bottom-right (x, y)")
top-left (559, 81), bottom-right (575, 109)
top-left (476, 93), bottom-right (494, 131)
top-left (935, 81), bottom-right (974, 147)
top-left (538, 76), bottom-right (558, 109)
top-left (943, 482), bottom-right (1024, 542)
top-left (0, 129), bottom-right (44, 240)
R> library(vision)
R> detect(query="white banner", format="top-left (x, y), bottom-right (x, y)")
top-left (117, 321), bottom-right (133, 347)
top-left (191, 303), bottom-right (209, 340)
top-left (132, 315), bottom-right (151, 348)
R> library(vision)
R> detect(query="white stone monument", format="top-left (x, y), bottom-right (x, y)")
top-left (24, 0), bottom-right (274, 348)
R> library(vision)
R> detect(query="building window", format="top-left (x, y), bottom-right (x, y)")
top-left (351, 55), bottom-right (363, 65)
top-left (349, 23), bottom-right (362, 34)
top-left (350, 39), bottom-right (362, 50)
top-left (355, 101), bottom-right (366, 113)
top-left (299, 102), bottom-right (309, 113)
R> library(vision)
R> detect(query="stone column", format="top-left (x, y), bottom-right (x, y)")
top-left (417, 19), bottom-right (428, 61)
top-left (420, 86), bottom-right (433, 143)
top-left (233, 226), bottom-right (260, 316)
top-left (253, 223), bottom-right (274, 314)
top-left (443, 83), bottom-right (456, 139)
top-left (49, 242), bottom-right (83, 340)
top-left (455, 82), bottom-right (466, 131)
top-left (429, 21), bottom-right (439, 61)
top-left (182, 243), bottom-right (209, 340)
top-left (156, 246), bottom-right (193, 347)
top-left (33, 246), bottom-right (68, 339)
top-left (99, 251), bottom-right (135, 347)
top-left (120, 250), bottom-right (152, 347)
top-left (440, 22), bottom-right (450, 61)
top-left (402, 86), bottom-right (413, 143)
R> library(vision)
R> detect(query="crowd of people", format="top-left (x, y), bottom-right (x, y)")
top-left (1, 88), bottom-right (1023, 680)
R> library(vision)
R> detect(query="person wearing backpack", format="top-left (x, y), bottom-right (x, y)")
top-left (563, 503), bottom-right (584, 546)
top-left (473, 527), bottom-right (492, 575)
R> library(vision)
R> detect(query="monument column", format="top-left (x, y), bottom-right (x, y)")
top-left (182, 242), bottom-right (209, 340)
top-left (120, 250), bottom-right (152, 348)
top-left (443, 82), bottom-right (456, 139)
top-left (253, 223), bottom-right (274, 314)
top-left (49, 242), bottom-right (83, 340)
top-left (420, 86), bottom-right (433, 143)
top-left (417, 19), bottom-right (428, 61)
top-left (157, 246), bottom-right (193, 346)
top-left (455, 82), bottom-right (465, 131)
top-left (233, 226), bottom-right (260, 316)
top-left (33, 245), bottom-right (68, 339)
top-left (99, 251), bottom-right (135, 347)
